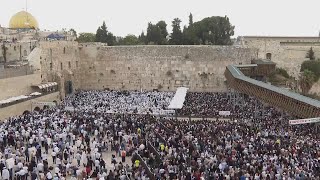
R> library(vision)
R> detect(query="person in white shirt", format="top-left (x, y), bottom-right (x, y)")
top-left (2, 167), bottom-right (10, 180)
top-left (46, 171), bottom-right (53, 180)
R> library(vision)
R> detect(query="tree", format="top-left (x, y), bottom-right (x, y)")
top-left (156, 21), bottom-right (168, 44)
top-left (96, 21), bottom-right (108, 43)
top-left (69, 28), bottom-right (77, 38)
top-left (169, 18), bottom-right (183, 45)
top-left (300, 69), bottom-right (316, 94)
top-left (146, 23), bottom-right (162, 45)
top-left (189, 13), bottom-right (193, 27)
top-left (191, 16), bottom-right (234, 45)
top-left (77, 33), bottom-right (96, 43)
top-left (300, 60), bottom-right (320, 81)
top-left (138, 32), bottom-right (146, 45)
top-left (306, 47), bottom-right (315, 60)
top-left (121, 34), bottom-right (139, 45)
top-left (106, 32), bottom-right (116, 46)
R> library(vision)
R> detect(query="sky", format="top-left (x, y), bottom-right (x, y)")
top-left (1, 0), bottom-right (320, 37)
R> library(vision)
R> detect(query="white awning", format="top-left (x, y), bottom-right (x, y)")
top-left (168, 87), bottom-right (189, 109)
top-left (37, 82), bottom-right (58, 89)
top-left (30, 92), bottom-right (42, 96)
top-left (0, 95), bottom-right (30, 105)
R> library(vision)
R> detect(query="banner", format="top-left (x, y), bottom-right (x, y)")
top-left (32, 101), bottom-right (56, 107)
top-left (289, 117), bottom-right (320, 125)
top-left (219, 111), bottom-right (231, 116)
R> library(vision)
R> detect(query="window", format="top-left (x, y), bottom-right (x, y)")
top-left (60, 62), bottom-right (63, 70)
top-left (266, 53), bottom-right (272, 60)
top-left (76, 61), bottom-right (79, 68)
top-left (23, 50), bottom-right (27, 56)
top-left (68, 61), bottom-right (71, 69)
top-left (50, 63), bottom-right (53, 70)
top-left (14, 46), bottom-right (16, 51)
top-left (63, 47), bottom-right (66, 54)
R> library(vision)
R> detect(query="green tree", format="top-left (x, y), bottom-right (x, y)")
top-left (146, 23), bottom-right (162, 45)
top-left (121, 34), bottom-right (139, 45)
top-left (306, 47), bottom-right (315, 60)
top-left (192, 16), bottom-right (234, 45)
top-left (170, 18), bottom-right (183, 45)
top-left (300, 60), bottom-right (320, 81)
top-left (77, 33), bottom-right (96, 43)
top-left (300, 69), bottom-right (316, 94)
top-left (69, 28), bottom-right (77, 38)
top-left (106, 32), bottom-right (116, 46)
top-left (138, 32), bottom-right (146, 45)
top-left (156, 21), bottom-right (168, 44)
top-left (96, 21), bottom-right (108, 43)
top-left (189, 13), bottom-right (193, 27)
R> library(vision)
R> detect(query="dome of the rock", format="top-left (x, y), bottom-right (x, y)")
top-left (9, 11), bottom-right (39, 29)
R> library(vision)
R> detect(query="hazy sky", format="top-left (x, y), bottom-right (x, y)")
top-left (1, 0), bottom-right (320, 37)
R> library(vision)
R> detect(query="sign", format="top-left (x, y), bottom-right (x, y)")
top-left (32, 101), bottom-right (56, 107)
top-left (289, 117), bottom-right (320, 125)
top-left (219, 111), bottom-right (231, 116)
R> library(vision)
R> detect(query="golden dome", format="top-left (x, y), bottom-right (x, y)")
top-left (9, 11), bottom-right (39, 29)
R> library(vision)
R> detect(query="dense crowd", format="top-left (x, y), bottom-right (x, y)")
top-left (0, 90), bottom-right (318, 180)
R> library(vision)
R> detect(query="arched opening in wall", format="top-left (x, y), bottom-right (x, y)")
top-left (23, 50), bottom-right (27, 56)
top-left (22, 110), bottom-right (30, 115)
top-left (34, 106), bottom-right (41, 112)
top-left (43, 105), bottom-right (49, 110)
top-left (53, 100), bottom-right (58, 105)
top-left (266, 53), bottom-right (272, 60)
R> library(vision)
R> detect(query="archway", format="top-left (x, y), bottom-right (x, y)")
top-left (53, 100), bottom-right (58, 105)
top-left (34, 106), bottom-right (41, 112)
top-left (22, 110), bottom-right (30, 115)
top-left (266, 53), bottom-right (272, 60)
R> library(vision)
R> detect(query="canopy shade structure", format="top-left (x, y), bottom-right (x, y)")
top-left (34, 82), bottom-right (58, 89)
top-left (0, 95), bottom-right (30, 105)
top-left (47, 33), bottom-right (65, 40)
top-left (30, 92), bottom-right (42, 96)
top-left (168, 87), bottom-right (189, 109)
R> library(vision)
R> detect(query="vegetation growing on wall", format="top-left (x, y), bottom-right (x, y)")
top-left (306, 47), bottom-right (315, 60)
top-left (300, 60), bottom-right (320, 81)
top-left (166, 70), bottom-right (173, 76)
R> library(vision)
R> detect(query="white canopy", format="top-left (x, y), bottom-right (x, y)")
top-left (30, 92), bottom-right (42, 96)
top-left (37, 82), bottom-right (58, 89)
top-left (0, 95), bottom-right (30, 105)
top-left (168, 87), bottom-right (189, 109)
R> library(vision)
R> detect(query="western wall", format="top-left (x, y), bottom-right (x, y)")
top-left (40, 41), bottom-right (258, 93)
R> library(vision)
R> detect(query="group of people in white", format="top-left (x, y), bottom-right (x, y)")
top-left (0, 90), bottom-right (318, 180)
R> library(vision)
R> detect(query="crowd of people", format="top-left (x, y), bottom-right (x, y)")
top-left (0, 90), bottom-right (318, 180)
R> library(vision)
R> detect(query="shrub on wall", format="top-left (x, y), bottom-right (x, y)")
top-left (276, 68), bottom-right (290, 79)
top-left (199, 72), bottom-right (208, 79)
top-left (157, 84), bottom-right (163, 89)
top-left (166, 70), bottom-right (173, 76)
top-left (300, 60), bottom-right (320, 81)
top-left (110, 70), bottom-right (116, 74)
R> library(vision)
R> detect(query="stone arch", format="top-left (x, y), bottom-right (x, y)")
top-left (22, 110), bottom-right (30, 115)
top-left (23, 49), bottom-right (27, 56)
top-left (266, 53), bottom-right (272, 60)
top-left (34, 106), bottom-right (41, 112)
top-left (43, 105), bottom-right (49, 110)
top-left (53, 100), bottom-right (58, 105)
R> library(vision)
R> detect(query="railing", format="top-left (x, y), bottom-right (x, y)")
top-left (132, 153), bottom-right (156, 180)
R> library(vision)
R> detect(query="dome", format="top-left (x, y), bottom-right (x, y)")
top-left (9, 11), bottom-right (39, 29)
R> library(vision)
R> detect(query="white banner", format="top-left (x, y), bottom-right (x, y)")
top-left (32, 101), bottom-right (56, 107)
top-left (289, 117), bottom-right (320, 125)
top-left (219, 111), bottom-right (231, 116)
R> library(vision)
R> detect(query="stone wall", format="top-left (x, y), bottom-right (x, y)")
top-left (39, 42), bottom-right (258, 92)
top-left (243, 37), bottom-right (320, 78)
top-left (0, 73), bottom-right (41, 100)
top-left (77, 45), bottom-right (258, 92)
top-left (0, 92), bottom-right (60, 121)
top-left (0, 41), bottom-right (38, 62)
